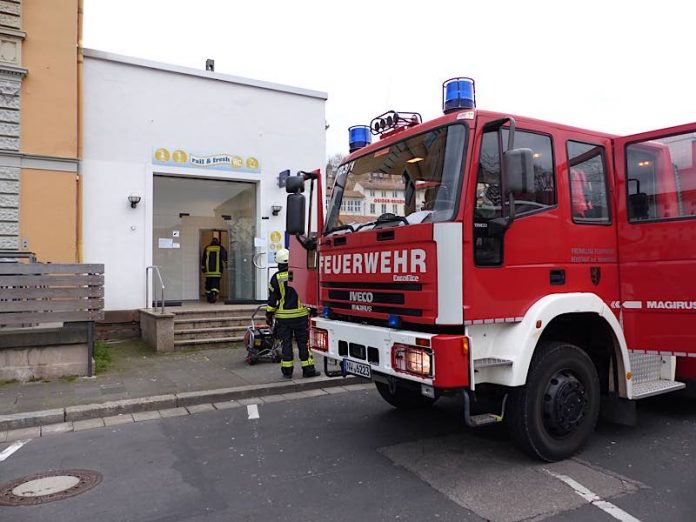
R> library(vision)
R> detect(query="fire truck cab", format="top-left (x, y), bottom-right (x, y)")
top-left (284, 78), bottom-right (696, 461)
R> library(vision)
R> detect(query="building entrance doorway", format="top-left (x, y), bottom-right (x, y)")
top-left (199, 229), bottom-right (229, 302)
top-left (152, 175), bottom-right (257, 305)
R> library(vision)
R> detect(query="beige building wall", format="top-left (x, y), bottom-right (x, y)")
top-left (21, 0), bottom-right (78, 157)
top-left (19, 168), bottom-right (77, 262)
top-left (0, 0), bottom-right (80, 261)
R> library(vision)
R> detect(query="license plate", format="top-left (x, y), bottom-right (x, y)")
top-left (344, 359), bottom-right (371, 378)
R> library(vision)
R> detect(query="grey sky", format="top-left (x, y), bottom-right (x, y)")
top-left (83, 0), bottom-right (695, 162)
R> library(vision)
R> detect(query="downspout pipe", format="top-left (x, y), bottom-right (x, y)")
top-left (76, 0), bottom-right (84, 262)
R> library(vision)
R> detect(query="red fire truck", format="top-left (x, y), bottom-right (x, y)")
top-left (284, 78), bottom-right (696, 461)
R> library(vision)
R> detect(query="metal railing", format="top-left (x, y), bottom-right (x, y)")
top-left (146, 265), bottom-right (166, 313)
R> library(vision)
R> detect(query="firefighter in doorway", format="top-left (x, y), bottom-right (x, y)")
top-left (266, 248), bottom-right (320, 379)
top-left (201, 237), bottom-right (228, 303)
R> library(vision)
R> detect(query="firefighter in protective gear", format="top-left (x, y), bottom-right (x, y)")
top-left (201, 237), bottom-right (228, 303)
top-left (266, 248), bottom-right (320, 378)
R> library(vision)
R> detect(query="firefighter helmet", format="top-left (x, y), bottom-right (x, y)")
top-left (275, 248), bottom-right (289, 264)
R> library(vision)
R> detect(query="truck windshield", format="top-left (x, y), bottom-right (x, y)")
top-left (325, 124), bottom-right (467, 233)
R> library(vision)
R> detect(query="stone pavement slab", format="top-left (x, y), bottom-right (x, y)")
top-left (41, 422), bottom-right (74, 436)
top-left (104, 414), bottom-right (135, 426)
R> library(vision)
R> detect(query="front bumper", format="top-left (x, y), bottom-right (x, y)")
top-left (311, 317), bottom-right (469, 389)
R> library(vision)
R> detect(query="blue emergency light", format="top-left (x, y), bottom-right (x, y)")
top-left (322, 305), bottom-right (331, 319)
top-left (348, 125), bottom-right (371, 152)
top-left (387, 314), bottom-right (401, 329)
top-left (443, 77), bottom-right (475, 113)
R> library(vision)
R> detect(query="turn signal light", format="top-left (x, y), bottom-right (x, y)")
top-left (310, 327), bottom-right (329, 352)
top-left (392, 343), bottom-right (432, 377)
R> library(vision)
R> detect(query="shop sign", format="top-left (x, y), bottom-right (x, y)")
top-left (153, 147), bottom-right (260, 174)
top-left (373, 198), bottom-right (404, 204)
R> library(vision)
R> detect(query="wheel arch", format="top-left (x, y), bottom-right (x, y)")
top-left (472, 293), bottom-right (631, 397)
top-left (523, 293), bottom-right (630, 398)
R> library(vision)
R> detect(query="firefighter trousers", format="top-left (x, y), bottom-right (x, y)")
top-left (204, 276), bottom-right (221, 302)
top-left (275, 316), bottom-right (314, 376)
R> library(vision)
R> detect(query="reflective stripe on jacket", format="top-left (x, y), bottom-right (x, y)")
top-left (266, 269), bottom-right (309, 319)
top-left (201, 245), bottom-right (226, 276)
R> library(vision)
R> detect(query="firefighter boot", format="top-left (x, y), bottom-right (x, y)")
top-left (280, 359), bottom-right (293, 379)
top-left (301, 361), bottom-right (321, 378)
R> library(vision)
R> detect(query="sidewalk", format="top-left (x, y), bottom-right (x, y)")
top-left (0, 339), bottom-right (361, 431)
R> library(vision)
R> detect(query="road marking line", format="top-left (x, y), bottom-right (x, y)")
top-left (0, 440), bottom-right (30, 462)
top-left (545, 469), bottom-right (641, 522)
top-left (247, 404), bottom-right (260, 420)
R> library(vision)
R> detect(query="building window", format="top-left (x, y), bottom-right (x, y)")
top-left (567, 140), bottom-right (610, 224)
top-left (381, 203), bottom-right (387, 214)
top-left (381, 191), bottom-right (387, 197)
top-left (370, 190), bottom-right (375, 197)
top-left (393, 190), bottom-right (398, 197)
top-left (392, 204), bottom-right (398, 213)
top-left (370, 203), bottom-right (375, 214)
top-left (626, 130), bottom-right (696, 222)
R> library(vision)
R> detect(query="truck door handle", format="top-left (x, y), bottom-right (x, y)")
top-left (550, 269), bottom-right (566, 285)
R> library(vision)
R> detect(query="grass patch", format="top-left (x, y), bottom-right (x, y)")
top-left (61, 375), bottom-right (78, 383)
top-left (0, 378), bottom-right (18, 386)
top-left (94, 340), bottom-right (113, 374)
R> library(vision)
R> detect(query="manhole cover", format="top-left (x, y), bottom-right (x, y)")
top-left (0, 469), bottom-right (102, 506)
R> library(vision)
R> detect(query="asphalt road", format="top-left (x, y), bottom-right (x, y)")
top-left (1, 386), bottom-right (695, 522)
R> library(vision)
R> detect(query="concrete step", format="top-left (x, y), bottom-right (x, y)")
top-left (172, 306), bottom-right (262, 321)
top-left (174, 316), bottom-right (250, 329)
top-left (173, 336), bottom-right (245, 351)
top-left (174, 326), bottom-right (247, 340)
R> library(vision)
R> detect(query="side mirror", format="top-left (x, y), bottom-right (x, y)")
top-left (286, 193), bottom-right (306, 234)
top-left (503, 148), bottom-right (534, 194)
top-left (286, 176), bottom-right (305, 194)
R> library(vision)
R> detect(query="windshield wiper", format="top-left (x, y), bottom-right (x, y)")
top-left (355, 213), bottom-right (409, 232)
top-left (325, 224), bottom-right (355, 235)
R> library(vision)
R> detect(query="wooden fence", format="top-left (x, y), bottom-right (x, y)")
top-left (0, 263), bottom-right (104, 326)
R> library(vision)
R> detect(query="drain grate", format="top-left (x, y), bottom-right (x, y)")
top-left (0, 469), bottom-right (102, 506)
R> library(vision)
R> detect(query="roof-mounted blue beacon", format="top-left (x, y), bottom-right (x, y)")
top-left (442, 77), bottom-right (476, 113)
top-left (348, 125), bottom-right (371, 153)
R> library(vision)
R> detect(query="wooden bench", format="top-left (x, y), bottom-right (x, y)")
top-left (0, 263), bottom-right (105, 381)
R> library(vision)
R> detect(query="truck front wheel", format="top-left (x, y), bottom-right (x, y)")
top-left (375, 381), bottom-right (437, 409)
top-left (506, 341), bottom-right (600, 462)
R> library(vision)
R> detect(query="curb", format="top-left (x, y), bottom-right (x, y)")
top-left (0, 375), bottom-right (368, 431)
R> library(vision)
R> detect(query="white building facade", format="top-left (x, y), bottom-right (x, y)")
top-left (81, 50), bottom-right (327, 311)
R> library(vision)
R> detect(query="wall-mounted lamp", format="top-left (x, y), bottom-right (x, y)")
top-left (271, 204), bottom-right (283, 216)
top-left (128, 194), bottom-right (142, 208)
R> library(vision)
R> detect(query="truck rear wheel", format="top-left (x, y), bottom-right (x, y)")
top-left (375, 381), bottom-right (437, 409)
top-left (506, 341), bottom-right (600, 462)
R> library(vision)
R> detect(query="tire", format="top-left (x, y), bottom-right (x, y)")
top-left (375, 381), bottom-right (437, 409)
top-left (245, 353), bottom-right (256, 365)
top-left (506, 341), bottom-right (600, 462)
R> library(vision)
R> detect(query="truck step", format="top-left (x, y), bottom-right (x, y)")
top-left (462, 391), bottom-right (507, 428)
top-left (629, 353), bottom-right (663, 384)
top-left (473, 358), bottom-right (513, 369)
top-left (632, 379), bottom-right (685, 399)
top-left (468, 413), bottom-right (503, 427)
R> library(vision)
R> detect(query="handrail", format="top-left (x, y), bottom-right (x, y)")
top-left (146, 265), bottom-right (166, 313)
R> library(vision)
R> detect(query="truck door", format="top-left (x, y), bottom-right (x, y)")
top-left (613, 123), bottom-right (696, 354)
